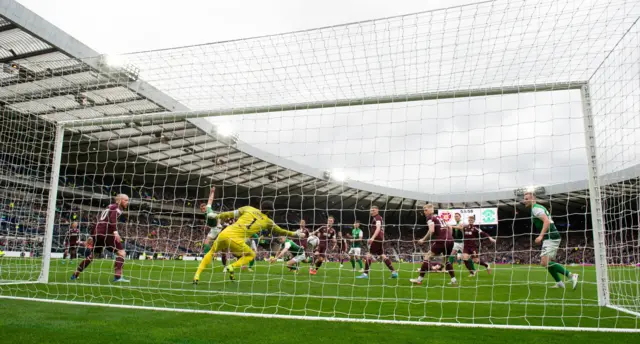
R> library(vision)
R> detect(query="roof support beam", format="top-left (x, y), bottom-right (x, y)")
top-left (0, 47), bottom-right (57, 64)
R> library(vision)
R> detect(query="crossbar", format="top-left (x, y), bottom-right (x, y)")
top-left (60, 81), bottom-right (587, 128)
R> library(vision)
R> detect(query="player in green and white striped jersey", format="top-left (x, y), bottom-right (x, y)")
top-left (448, 213), bottom-right (465, 266)
top-left (348, 220), bottom-right (364, 271)
top-left (524, 192), bottom-right (579, 289)
top-left (271, 236), bottom-right (307, 272)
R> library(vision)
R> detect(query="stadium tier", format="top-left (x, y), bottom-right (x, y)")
top-left (0, 0), bottom-right (639, 332)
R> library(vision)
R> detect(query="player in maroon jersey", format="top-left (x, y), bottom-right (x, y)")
top-left (337, 232), bottom-right (350, 268)
top-left (71, 194), bottom-right (130, 282)
top-left (357, 206), bottom-right (398, 279)
top-left (63, 222), bottom-right (81, 264)
top-left (296, 219), bottom-right (312, 263)
top-left (410, 204), bottom-right (457, 285)
top-left (309, 216), bottom-right (337, 275)
top-left (462, 215), bottom-right (496, 276)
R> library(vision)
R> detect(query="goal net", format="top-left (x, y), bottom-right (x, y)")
top-left (1, 0), bottom-right (639, 331)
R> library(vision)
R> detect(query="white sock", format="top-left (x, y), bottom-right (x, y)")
top-left (417, 276), bottom-right (423, 282)
top-left (451, 277), bottom-right (457, 283)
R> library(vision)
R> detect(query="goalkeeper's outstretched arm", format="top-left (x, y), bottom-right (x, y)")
top-left (270, 222), bottom-right (301, 238)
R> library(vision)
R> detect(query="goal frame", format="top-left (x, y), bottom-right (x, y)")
top-left (13, 79), bottom-right (636, 330)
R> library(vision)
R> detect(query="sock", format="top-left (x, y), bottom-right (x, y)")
top-left (221, 254), bottom-right (227, 266)
top-left (195, 250), bottom-right (215, 278)
top-left (203, 244), bottom-right (211, 254)
top-left (554, 263), bottom-right (571, 278)
top-left (249, 258), bottom-right (255, 268)
top-left (448, 255), bottom-right (455, 265)
top-left (445, 262), bottom-right (455, 279)
top-left (364, 258), bottom-right (372, 274)
top-left (114, 256), bottom-right (125, 279)
top-left (547, 265), bottom-right (561, 282)
top-left (419, 261), bottom-right (430, 278)
top-left (383, 258), bottom-right (395, 272)
top-left (350, 258), bottom-right (356, 269)
top-left (288, 265), bottom-right (299, 271)
top-left (464, 259), bottom-right (475, 273)
top-left (315, 260), bottom-right (323, 270)
top-left (74, 256), bottom-right (93, 277)
top-left (357, 259), bottom-right (363, 269)
top-left (479, 260), bottom-right (489, 268)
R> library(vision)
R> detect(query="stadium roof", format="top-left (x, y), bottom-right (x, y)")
top-left (1, 0), bottom-right (639, 217)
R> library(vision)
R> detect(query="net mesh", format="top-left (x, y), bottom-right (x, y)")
top-left (0, 0), bottom-right (639, 330)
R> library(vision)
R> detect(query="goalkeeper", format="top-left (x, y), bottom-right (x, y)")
top-left (194, 199), bottom-right (304, 283)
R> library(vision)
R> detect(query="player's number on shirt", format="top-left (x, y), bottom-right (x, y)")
top-left (246, 218), bottom-right (257, 231)
top-left (99, 208), bottom-right (110, 221)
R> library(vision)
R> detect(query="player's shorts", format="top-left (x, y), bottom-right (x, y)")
top-left (315, 244), bottom-right (327, 255)
top-left (92, 233), bottom-right (123, 255)
top-left (452, 242), bottom-right (464, 253)
top-left (212, 233), bottom-right (254, 257)
top-left (430, 240), bottom-right (454, 256)
top-left (348, 247), bottom-right (362, 256)
top-left (463, 245), bottom-right (478, 257)
top-left (291, 253), bottom-right (307, 263)
top-left (541, 239), bottom-right (561, 259)
top-left (369, 241), bottom-right (384, 256)
top-left (207, 227), bottom-right (222, 240)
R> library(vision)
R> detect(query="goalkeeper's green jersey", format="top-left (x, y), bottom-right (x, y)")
top-left (351, 228), bottom-right (363, 248)
top-left (531, 204), bottom-right (561, 241)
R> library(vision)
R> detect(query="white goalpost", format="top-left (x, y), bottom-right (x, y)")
top-left (1, 0), bottom-right (639, 332)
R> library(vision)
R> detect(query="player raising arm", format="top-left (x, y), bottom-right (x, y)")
top-left (357, 206), bottom-right (398, 279)
top-left (271, 236), bottom-right (307, 272)
top-left (524, 192), bottom-right (579, 289)
top-left (193, 200), bottom-right (304, 283)
top-left (348, 220), bottom-right (364, 271)
top-left (410, 204), bottom-right (457, 285)
top-left (462, 215), bottom-right (496, 276)
top-left (71, 194), bottom-right (130, 282)
top-left (200, 186), bottom-right (230, 268)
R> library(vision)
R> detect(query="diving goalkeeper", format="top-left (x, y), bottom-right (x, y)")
top-left (193, 200), bottom-right (304, 283)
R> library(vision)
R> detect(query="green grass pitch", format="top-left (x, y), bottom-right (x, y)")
top-left (1, 257), bottom-right (639, 343)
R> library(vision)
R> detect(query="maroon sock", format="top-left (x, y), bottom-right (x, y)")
top-left (445, 262), bottom-right (455, 279)
top-left (479, 260), bottom-right (489, 268)
top-left (315, 260), bottom-right (323, 270)
top-left (364, 258), bottom-right (371, 274)
top-left (114, 256), bottom-right (125, 279)
top-left (221, 254), bottom-right (227, 266)
top-left (464, 259), bottom-right (475, 273)
top-left (74, 256), bottom-right (93, 277)
top-left (419, 261), bottom-right (430, 278)
top-left (383, 258), bottom-right (395, 272)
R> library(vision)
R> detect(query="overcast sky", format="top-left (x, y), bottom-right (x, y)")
top-left (16, 0), bottom-right (640, 196)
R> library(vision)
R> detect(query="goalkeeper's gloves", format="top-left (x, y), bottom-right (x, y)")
top-left (203, 244), bottom-right (212, 254)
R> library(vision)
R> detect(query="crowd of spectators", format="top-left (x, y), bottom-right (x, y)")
top-left (1, 177), bottom-right (638, 266)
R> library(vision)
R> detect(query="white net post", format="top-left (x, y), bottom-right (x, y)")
top-left (580, 84), bottom-right (610, 306)
top-left (37, 125), bottom-right (65, 283)
top-left (588, 16), bottom-right (640, 317)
